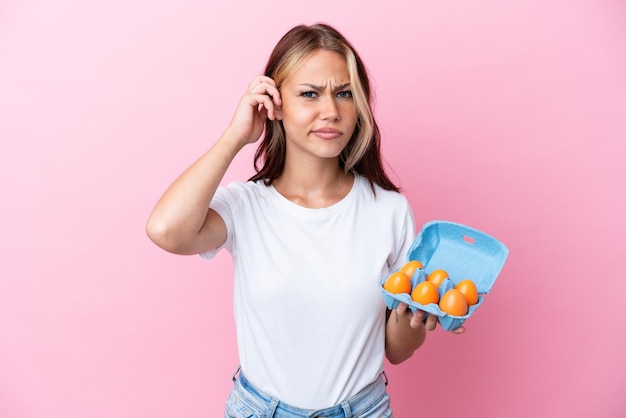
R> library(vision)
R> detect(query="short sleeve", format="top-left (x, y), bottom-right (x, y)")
top-left (198, 185), bottom-right (235, 260)
top-left (388, 196), bottom-right (417, 272)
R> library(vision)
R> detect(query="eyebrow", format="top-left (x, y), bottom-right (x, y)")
top-left (298, 83), bottom-right (351, 91)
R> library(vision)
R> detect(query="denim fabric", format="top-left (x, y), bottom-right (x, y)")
top-left (224, 370), bottom-right (392, 418)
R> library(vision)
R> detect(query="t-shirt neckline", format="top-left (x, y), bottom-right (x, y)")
top-left (267, 174), bottom-right (362, 218)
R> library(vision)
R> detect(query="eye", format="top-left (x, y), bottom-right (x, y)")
top-left (337, 90), bottom-right (353, 99)
top-left (300, 91), bottom-right (317, 98)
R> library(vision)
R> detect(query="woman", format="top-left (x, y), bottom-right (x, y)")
top-left (146, 23), bottom-right (463, 417)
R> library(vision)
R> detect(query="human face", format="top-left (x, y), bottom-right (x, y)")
top-left (278, 49), bottom-right (358, 164)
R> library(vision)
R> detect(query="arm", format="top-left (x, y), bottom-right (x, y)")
top-left (385, 303), bottom-right (465, 364)
top-left (145, 76), bottom-right (282, 255)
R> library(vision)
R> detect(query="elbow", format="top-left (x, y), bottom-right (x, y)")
top-left (385, 350), bottom-right (414, 365)
top-left (145, 217), bottom-right (190, 255)
top-left (145, 217), bottom-right (170, 249)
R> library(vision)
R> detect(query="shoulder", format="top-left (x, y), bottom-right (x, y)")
top-left (217, 180), bottom-right (268, 199)
top-left (356, 175), bottom-right (410, 207)
top-left (211, 180), bottom-right (271, 214)
top-left (352, 176), bottom-right (413, 224)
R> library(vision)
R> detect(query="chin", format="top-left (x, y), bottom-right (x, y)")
top-left (315, 147), bottom-right (346, 160)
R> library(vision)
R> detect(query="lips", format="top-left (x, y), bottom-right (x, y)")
top-left (311, 127), bottom-right (343, 140)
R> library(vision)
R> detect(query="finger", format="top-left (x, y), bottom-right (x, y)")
top-left (248, 77), bottom-right (281, 106)
top-left (247, 76), bottom-right (277, 93)
top-left (247, 75), bottom-right (269, 90)
top-left (244, 93), bottom-right (277, 120)
top-left (396, 302), bottom-right (409, 316)
top-left (424, 313), bottom-right (438, 331)
top-left (249, 83), bottom-right (282, 107)
top-left (268, 85), bottom-right (282, 106)
top-left (259, 95), bottom-right (276, 120)
top-left (451, 326), bottom-right (466, 335)
top-left (248, 75), bottom-right (276, 88)
top-left (255, 106), bottom-right (268, 125)
top-left (409, 310), bottom-right (426, 329)
top-left (266, 94), bottom-right (281, 120)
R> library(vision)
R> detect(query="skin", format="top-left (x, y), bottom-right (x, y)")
top-left (145, 49), bottom-right (463, 370)
top-left (272, 49), bottom-right (358, 207)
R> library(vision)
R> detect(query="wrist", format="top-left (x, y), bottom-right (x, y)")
top-left (217, 129), bottom-right (249, 155)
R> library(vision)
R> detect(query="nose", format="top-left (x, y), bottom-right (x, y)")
top-left (319, 96), bottom-right (340, 121)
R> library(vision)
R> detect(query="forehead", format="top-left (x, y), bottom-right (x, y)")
top-left (284, 49), bottom-right (350, 85)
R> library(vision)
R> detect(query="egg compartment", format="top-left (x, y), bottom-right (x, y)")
top-left (380, 220), bottom-right (509, 331)
top-left (379, 272), bottom-right (486, 330)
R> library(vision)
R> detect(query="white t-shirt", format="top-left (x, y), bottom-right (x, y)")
top-left (201, 174), bottom-right (415, 409)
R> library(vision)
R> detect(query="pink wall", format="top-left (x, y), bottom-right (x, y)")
top-left (1, 1), bottom-right (624, 417)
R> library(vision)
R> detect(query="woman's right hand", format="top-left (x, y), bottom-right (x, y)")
top-left (226, 75), bottom-right (282, 146)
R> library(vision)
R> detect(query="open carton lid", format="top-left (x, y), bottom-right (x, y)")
top-left (407, 220), bottom-right (509, 294)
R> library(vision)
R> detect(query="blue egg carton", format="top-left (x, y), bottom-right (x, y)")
top-left (380, 220), bottom-right (509, 331)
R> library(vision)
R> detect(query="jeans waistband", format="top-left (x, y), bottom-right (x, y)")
top-left (232, 367), bottom-right (388, 417)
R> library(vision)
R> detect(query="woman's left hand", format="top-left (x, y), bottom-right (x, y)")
top-left (395, 303), bottom-right (466, 334)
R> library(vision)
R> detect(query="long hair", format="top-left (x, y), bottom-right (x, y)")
top-left (249, 23), bottom-right (399, 193)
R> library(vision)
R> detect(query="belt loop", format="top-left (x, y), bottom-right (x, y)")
top-left (266, 398), bottom-right (279, 417)
top-left (382, 370), bottom-right (389, 386)
top-left (341, 400), bottom-right (352, 417)
top-left (232, 365), bottom-right (241, 384)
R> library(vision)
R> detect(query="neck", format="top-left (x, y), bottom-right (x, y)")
top-left (273, 157), bottom-right (354, 208)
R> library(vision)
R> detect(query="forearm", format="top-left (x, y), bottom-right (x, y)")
top-left (385, 307), bottom-right (427, 365)
top-left (146, 130), bottom-right (245, 254)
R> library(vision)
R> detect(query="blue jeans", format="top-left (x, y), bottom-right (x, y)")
top-left (224, 368), bottom-right (393, 417)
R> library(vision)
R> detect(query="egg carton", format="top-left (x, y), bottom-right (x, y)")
top-left (380, 220), bottom-right (509, 331)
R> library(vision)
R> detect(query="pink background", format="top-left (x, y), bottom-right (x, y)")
top-left (1, 0), bottom-right (625, 417)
